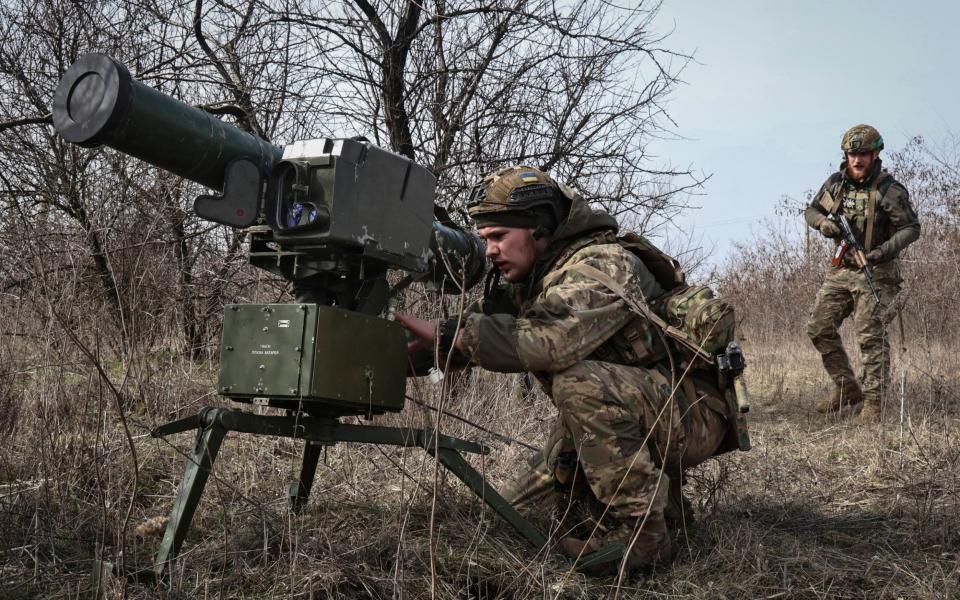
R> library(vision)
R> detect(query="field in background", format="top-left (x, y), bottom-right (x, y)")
top-left (1, 303), bottom-right (958, 598)
top-left (2, 138), bottom-right (959, 598)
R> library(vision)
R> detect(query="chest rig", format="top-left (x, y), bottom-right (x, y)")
top-left (821, 171), bottom-right (891, 252)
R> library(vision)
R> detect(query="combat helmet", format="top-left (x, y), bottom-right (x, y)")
top-left (841, 124), bottom-right (884, 153)
top-left (466, 165), bottom-right (572, 236)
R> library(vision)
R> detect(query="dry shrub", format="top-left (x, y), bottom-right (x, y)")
top-left (719, 136), bottom-right (960, 350)
top-left (700, 135), bottom-right (960, 599)
top-left (4, 291), bottom-right (958, 599)
top-left (3, 138), bottom-right (960, 598)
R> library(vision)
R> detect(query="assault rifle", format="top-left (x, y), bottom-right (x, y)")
top-left (53, 53), bottom-right (624, 581)
top-left (830, 213), bottom-right (881, 305)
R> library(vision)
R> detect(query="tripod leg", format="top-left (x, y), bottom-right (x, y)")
top-left (431, 447), bottom-right (547, 549)
top-left (431, 447), bottom-right (626, 571)
top-left (154, 425), bottom-right (227, 578)
top-left (288, 441), bottom-right (323, 513)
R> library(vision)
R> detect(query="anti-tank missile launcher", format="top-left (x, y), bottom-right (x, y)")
top-left (53, 54), bottom-right (621, 580)
top-left (55, 53), bottom-right (485, 417)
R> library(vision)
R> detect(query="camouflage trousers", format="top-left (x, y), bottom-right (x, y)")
top-left (502, 360), bottom-right (727, 531)
top-left (806, 262), bottom-right (902, 403)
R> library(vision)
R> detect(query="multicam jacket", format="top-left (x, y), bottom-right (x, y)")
top-left (456, 197), bottom-right (665, 376)
top-left (804, 158), bottom-right (920, 264)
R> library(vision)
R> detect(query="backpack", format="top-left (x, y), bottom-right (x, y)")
top-left (617, 233), bottom-right (736, 364)
top-left (553, 231), bottom-right (748, 454)
top-left (545, 231), bottom-right (736, 364)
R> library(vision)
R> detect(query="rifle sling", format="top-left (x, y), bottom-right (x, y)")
top-left (825, 173), bottom-right (887, 252)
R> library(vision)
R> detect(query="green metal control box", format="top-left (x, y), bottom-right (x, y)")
top-left (218, 304), bottom-right (407, 415)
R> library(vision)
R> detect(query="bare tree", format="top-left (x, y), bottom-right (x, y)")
top-left (0, 2), bottom-right (709, 594)
top-left (0, 0), bottom-right (312, 355)
top-left (264, 0), bottom-right (703, 225)
top-left (1, 0), bottom-right (700, 356)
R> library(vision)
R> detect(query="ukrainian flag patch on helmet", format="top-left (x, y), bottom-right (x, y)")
top-left (520, 172), bottom-right (539, 183)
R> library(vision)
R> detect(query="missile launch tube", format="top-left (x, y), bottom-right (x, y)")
top-left (52, 53), bottom-right (282, 190)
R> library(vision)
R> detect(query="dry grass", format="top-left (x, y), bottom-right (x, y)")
top-left (1, 323), bottom-right (958, 599)
top-left (2, 137), bottom-right (958, 598)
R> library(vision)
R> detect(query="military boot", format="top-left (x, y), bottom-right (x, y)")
top-left (815, 381), bottom-right (863, 413)
top-left (856, 395), bottom-right (882, 423)
top-left (558, 516), bottom-right (672, 576)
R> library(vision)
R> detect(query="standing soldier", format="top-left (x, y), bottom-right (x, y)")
top-left (397, 166), bottom-right (740, 576)
top-left (805, 125), bottom-right (920, 421)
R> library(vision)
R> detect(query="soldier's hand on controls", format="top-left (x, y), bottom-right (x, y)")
top-left (818, 218), bottom-right (841, 238)
top-left (865, 249), bottom-right (883, 264)
top-left (394, 313), bottom-right (437, 354)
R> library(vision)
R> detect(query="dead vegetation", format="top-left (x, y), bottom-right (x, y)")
top-left (4, 138), bottom-right (960, 594)
top-left (1, 314), bottom-right (958, 599)
top-left (2, 142), bottom-right (960, 600)
top-left (1, 0), bottom-right (959, 597)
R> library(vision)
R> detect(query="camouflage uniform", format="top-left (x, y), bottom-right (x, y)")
top-left (805, 153), bottom-right (920, 414)
top-left (454, 178), bottom-right (729, 544)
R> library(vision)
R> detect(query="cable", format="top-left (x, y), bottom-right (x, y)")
top-left (405, 395), bottom-right (538, 452)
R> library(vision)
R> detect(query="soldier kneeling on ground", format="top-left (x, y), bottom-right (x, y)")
top-left (397, 166), bottom-right (749, 577)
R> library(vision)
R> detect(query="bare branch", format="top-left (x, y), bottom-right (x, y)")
top-left (0, 113), bottom-right (51, 133)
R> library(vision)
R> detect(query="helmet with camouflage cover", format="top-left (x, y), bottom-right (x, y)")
top-left (466, 165), bottom-right (572, 236)
top-left (841, 124), bottom-right (884, 153)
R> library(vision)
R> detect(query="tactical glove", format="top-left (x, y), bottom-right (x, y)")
top-left (865, 249), bottom-right (883, 264)
top-left (818, 218), bottom-right (841, 238)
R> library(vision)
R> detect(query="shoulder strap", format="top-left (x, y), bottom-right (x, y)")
top-left (530, 230), bottom-right (614, 296)
top-left (546, 230), bottom-right (616, 275)
top-left (617, 232), bottom-right (686, 291)
top-left (551, 262), bottom-right (714, 362)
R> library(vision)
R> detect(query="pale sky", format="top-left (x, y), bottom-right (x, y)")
top-left (651, 0), bottom-right (959, 263)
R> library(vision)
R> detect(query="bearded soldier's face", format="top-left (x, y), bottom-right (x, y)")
top-left (846, 150), bottom-right (879, 182)
top-left (477, 226), bottom-right (549, 282)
